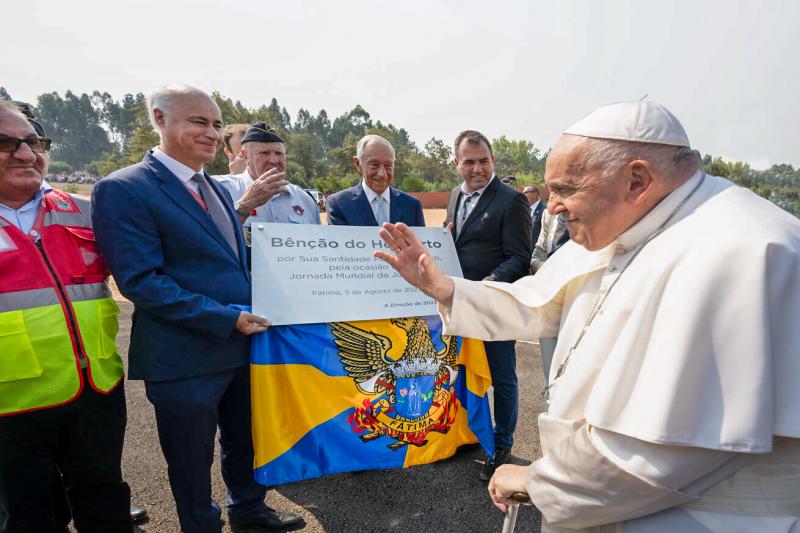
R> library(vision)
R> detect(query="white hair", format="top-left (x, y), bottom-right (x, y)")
top-left (579, 137), bottom-right (701, 181)
top-left (146, 85), bottom-right (212, 134)
top-left (356, 134), bottom-right (395, 160)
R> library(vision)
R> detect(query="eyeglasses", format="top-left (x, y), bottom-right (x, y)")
top-left (0, 136), bottom-right (52, 154)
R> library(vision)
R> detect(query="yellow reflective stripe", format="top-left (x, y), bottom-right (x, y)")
top-left (65, 283), bottom-right (111, 303)
top-left (0, 287), bottom-right (59, 312)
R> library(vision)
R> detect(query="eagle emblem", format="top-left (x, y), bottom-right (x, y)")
top-left (332, 317), bottom-right (460, 450)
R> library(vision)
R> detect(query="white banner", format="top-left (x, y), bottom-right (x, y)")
top-left (251, 224), bottom-right (463, 325)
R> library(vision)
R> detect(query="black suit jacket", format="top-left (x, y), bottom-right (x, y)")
top-left (531, 201), bottom-right (546, 247)
top-left (445, 177), bottom-right (532, 283)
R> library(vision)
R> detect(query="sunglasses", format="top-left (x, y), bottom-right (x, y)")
top-left (0, 136), bottom-right (52, 154)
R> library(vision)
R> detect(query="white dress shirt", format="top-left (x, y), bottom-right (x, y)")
top-left (360, 180), bottom-right (391, 223)
top-left (529, 200), bottom-right (541, 217)
top-left (152, 147), bottom-right (203, 194)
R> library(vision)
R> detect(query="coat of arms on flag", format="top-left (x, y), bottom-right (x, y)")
top-left (250, 315), bottom-right (494, 486)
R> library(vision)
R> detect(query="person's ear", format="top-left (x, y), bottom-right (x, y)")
top-left (153, 108), bottom-right (165, 128)
top-left (626, 160), bottom-right (655, 204)
top-left (352, 156), bottom-right (363, 174)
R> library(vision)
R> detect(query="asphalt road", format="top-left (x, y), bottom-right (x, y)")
top-left (113, 300), bottom-right (545, 533)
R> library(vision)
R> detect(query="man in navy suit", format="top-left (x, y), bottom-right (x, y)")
top-left (91, 86), bottom-right (302, 533)
top-left (326, 134), bottom-right (425, 226)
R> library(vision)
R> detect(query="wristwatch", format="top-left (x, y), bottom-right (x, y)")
top-left (235, 203), bottom-right (252, 218)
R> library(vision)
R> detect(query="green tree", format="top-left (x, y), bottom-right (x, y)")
top-left (36, 91), bottom-right (112, 169)
top-left (48, 160), bottom-right (73, 174)
top-left (492, 136), bottom-right (541, 177)
top-left (410, 137), bottom-right (458, 188)
top-left (329, 105), bottom-right (372, 147)
top-left (286, 132), bottom-right (326, 185)
top-left (91, 91), bottom-right (139, 149)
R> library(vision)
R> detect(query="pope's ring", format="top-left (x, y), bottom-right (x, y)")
top-left (393, 247), bottom-right (401, 253)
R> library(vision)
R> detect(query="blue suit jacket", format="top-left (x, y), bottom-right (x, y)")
top-left (326, 184), bottom-right (425, 226)
top-left (92, 151), bottom-right (251, 381)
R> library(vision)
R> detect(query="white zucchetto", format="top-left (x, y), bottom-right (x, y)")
top-left (564, 101), bottom-right (690, 147)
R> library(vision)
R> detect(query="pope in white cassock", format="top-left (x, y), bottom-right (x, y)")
top-left (374, 101), bottom-right (800, 532)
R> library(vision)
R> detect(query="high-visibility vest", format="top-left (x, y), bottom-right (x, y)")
top-left (0, 189), bottom-right (124, 416)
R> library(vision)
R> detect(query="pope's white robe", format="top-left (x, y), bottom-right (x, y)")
top-left (441, 172), bottom-right (800, 531)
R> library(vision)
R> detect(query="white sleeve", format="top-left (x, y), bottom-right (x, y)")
top-left (527, 425), bottom-right (745, 529)
top-left (438, 277), bottom-right (561, 342)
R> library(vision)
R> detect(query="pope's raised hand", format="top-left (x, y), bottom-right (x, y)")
top-left (373, 222), bottom-right (454, 306)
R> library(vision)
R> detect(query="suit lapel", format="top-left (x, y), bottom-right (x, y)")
top-left (389, 187), bottom-right (400, 224)
top-left (458, 178), bottom-right (499, 241)
top-left (446, 187), bottom-right (460, 239)
top-left (144, 154), bottom-right (240, 263)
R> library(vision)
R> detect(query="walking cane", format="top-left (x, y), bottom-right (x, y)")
top-left (501, 492), bottom-right (531, 533)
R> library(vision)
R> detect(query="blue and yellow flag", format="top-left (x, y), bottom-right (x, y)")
top-left (250, 315), bottom-right (494, 486)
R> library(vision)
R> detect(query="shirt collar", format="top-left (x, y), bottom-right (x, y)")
top-left (530, 200), bottom-right (541, 213)
top-left (460, 174), bottom-right (495, 197)
top-left (616, 170), bottom-right (704, 250)
top-left (361, 180), bottom-right (391, 203)
top-left (153, 147), bottom-right (204, 185)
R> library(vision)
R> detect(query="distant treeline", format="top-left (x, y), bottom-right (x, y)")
top-left (2, 87), bottom-right (798, 217)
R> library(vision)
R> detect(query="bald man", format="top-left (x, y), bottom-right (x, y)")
top-left (92, 86), bottom-right (302, 533)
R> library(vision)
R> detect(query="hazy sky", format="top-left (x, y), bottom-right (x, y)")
top-left (4, 0), bottom-right (798, 168)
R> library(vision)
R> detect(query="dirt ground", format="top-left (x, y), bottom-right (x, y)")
top-left (114, 297), bottom-right (545, 533)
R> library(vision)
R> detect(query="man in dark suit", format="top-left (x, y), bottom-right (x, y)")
top-left (523, 185), bottom-right (546, 246)
top-left (326, 134), bottom-right (425, 226)
top-left (92, 86), bottom-right (302, 533)
top-left (444, 130), bottom-right (532, 481)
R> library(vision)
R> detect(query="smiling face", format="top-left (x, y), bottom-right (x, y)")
top-left (155, 92), bottom-right (222, 171)
top-left (545, 135), bottom-right (632, 251)
top-left (0, 109), bottom-right (47, 209)
top-left (455, 139), bottom-right (495, 193)
top-left (354, 140), bottom-right (395, 195)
